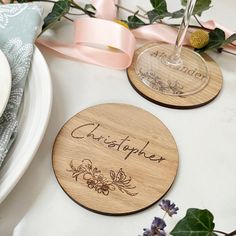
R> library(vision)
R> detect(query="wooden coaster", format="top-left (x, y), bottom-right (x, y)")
top-left (127, 43), bottom-right (223, 109)
top-left (52, 104), bottom-right (179, 215)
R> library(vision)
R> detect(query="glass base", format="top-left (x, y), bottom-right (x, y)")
top-left (135, 44), bottom-right (210, 97)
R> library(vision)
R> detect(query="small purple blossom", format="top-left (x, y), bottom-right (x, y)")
top-left (151, 217), bottom-right (166, 230)
top-left (159, 199), bottom-right (179, 217)
top-left (142, 218), bottom-right (166, 236)
top-left (141, 199), bottom-right (179, 236)
top-left (142, 228), bottom-right (152, 236)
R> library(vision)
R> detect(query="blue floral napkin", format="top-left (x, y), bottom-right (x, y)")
top-left (0, 3), bottom-right (42, 167)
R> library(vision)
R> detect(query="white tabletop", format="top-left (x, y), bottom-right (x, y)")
top-left (1, 0), bottom-right (236, 235)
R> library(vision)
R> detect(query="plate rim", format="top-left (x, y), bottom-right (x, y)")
top-left (0, 49), bottom-right (12, 118)
top-left (0, 46), bottom-right (53, 203)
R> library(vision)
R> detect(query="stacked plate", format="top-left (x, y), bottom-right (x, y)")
top-left (0, 47), bottom-right (52, 203)
top-left (0, 49), bottom-right (11, 117)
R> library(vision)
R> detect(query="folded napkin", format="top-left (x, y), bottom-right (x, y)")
top-left (0, 3), bottom-right (42, 167)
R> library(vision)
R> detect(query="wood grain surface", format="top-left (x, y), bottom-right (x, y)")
top-left (127, 43), bottom-right (223, 109)
top-left (52, 104), bottom-right (179, 215)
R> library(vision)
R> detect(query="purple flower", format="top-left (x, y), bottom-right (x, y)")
top-left (156, 230), bottom-right (166, 236)
top-left (151, 217), bottom-right (166, 230)
top-left (159, 199), bottom-right (179, 217)
top-left (142, 218), bottom-right (166, 236)
top-left (142, 228), bottom-right (152, 236)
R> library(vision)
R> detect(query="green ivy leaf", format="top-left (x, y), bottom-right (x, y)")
top-left (148, 0), bottom-right (170, 22)
top-left (150, 0), bottom-right (168, 12)
top-left (171, 9), bottom-right (185, 18)
top-left (147, 9), bottom-right (171, 23)
top-left (84, 4), bottom-right (96, 11)
top-left (222, 33), bottom-right (236, 47)
top-left (196, 28), bottom-right (236, 53)
top-left (181, 0), bottom-right (212, 16)
top-left (42, 0), bottom-right (70, 34)
top-left (196, 28), bottom-right (226, 52)
top-left (170, 208), bottom-right (217, 236)
top-left (83, 4), bottom-right (96, 16)
top-left (205, 28), bottom-right (225, 50)
top-left (127, 12), bottom-right (146, 29)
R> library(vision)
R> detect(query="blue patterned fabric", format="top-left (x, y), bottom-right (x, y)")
top-left (0, 3), bottom-right (42, 167)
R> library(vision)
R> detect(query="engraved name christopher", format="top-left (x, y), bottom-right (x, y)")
top-left (71, 123), bottom-right (166, 163)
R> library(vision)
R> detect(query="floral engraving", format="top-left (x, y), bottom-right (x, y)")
top-left (138, 69), bottom-right (184, 95)
top-left (67, 159), bottom-right (138, 196)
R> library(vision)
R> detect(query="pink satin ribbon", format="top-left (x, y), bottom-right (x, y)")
top-left (92, 0), bottom-right (118, 20)
top-left (132, 24), bottom-right (190, 45)
top-left (38, 18), bottom-right (136, 69)
top-left (38, 0), bottom-right (236, 69)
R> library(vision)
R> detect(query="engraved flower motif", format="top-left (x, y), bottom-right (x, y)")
top-left (137, 69), bottom-right (184, 95)
top-left (95, 182), bottom-right (115, 196)
top-left (67, 159), bottom-right (138, 197)
top-left (87, 179), bottom-right (97, 189)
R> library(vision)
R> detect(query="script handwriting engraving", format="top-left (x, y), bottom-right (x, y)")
top-left (71, 123), bottom-right (166, 163)
top-left (150, 50), bottom-right (207, 81)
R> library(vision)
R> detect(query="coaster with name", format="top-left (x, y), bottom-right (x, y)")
top-left (52, 104), bottom-right (179, 215)
top-left (127, 43), bottom-right (223, 109)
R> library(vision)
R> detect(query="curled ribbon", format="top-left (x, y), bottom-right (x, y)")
top-left (38, 0), bottom-right (236, 70)
top-left (38, 18), bottom-right (136, 69)
top-left (132, 24), bottom-right (189, 45)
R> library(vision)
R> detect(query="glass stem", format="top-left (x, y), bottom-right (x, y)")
top-left (170, 0), bottom-right (197, 65)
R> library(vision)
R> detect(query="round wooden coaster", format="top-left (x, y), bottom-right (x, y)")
top-left (127, 43), bottom-right (223, 109)
top-left (52, 104), bottom-right (179, 215)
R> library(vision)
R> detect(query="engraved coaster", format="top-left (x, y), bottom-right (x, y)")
top-left (52, 104), bottom-right (179, 215)
top-left (127, 43), bottom-right (223, 109)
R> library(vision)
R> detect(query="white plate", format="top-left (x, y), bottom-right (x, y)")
top-left (0, 49), bottom-right (11, 118)
top-left (0, 47), bottom-right (52, 203)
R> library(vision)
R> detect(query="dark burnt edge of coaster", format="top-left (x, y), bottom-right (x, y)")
top-left (126, 69), bottom-right (222, 110)
top-left (51, 128), bottom-right (179, 216)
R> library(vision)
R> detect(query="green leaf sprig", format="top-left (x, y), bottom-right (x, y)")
top-left (41, 0), bottom-right (70, 34)
top-left (13, 0), bottom-right (96, 35)
top-left (40, 0), bottom-right (96, 35)
top-left (126, 11), bottom-right (146, 29)
top-left (9, 0), bottom-right (236, 56)
top-left (141, 204), bottom-right (236, 236)
top-left (181, 0), bottom-right (212, 16)
top-left (11, 0), bottom-right (212, 34)
top-left (125, 0), bottom-right (212, 28)
top-left (171, 208), bottom-right (236, 236)
top-left (196, 28), bottom-right (236, 53)
top-left (171, 208), bottom-right (217, 236)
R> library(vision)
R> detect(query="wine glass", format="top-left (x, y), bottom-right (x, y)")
top-left (135, 0), bottom-right (209, 97)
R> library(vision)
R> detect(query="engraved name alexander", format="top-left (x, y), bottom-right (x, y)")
top-left (71, 122), bottom-right (166, 163)
top-left (150, 50), bottom-right (207, 81)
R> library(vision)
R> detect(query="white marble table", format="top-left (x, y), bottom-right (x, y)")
top-left (1, 0), bottom-right (236, 235)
